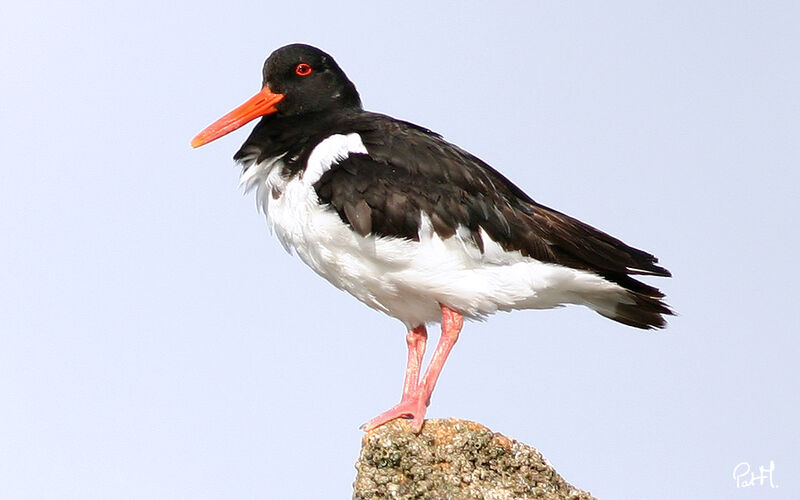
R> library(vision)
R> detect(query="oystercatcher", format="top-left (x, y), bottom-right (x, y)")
top-left (192, 44), bottom-right (672, 432)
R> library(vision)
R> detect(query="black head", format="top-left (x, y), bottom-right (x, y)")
top-left (191, 44), bottom-right (361, 148)
top-left (263, 44), bottom-right (361, 116)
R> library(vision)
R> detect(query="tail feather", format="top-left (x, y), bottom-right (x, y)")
top-left (581, 274), bottom-right (674, 330)
top-left (605, 291), bottom-right (673, 329)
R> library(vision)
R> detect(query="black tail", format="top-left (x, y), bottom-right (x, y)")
top-left (598, 272), bottom-right (674, 329)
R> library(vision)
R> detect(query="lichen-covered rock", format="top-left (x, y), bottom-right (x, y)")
top-left (353, 418), bottom-right (597, 500)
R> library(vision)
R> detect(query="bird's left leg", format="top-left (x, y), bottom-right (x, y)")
top-left (362, 324), bottom-right (428, 431)
top-left (401, 325), bottom-right (428, 399)
top-left (363, 305), bottom-right (464, 433)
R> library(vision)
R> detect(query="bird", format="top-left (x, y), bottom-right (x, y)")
top-left (191, 43), bottom-right (673, 432)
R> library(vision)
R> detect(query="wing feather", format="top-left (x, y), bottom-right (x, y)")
top-left (313, 116), bottom-right (671, 280)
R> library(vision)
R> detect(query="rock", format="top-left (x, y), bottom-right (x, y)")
top-left (353, 418), bottom-right (598, 500)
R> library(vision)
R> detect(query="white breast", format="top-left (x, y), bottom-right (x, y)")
top-left (240, 134), bottom-right (629, 328)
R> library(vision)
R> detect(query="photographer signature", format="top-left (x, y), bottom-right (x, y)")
top-left (733, 461), bottom-right (778, 488)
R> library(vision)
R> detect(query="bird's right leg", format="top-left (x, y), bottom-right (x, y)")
top-left (363, 305), bottom-right (463, 433)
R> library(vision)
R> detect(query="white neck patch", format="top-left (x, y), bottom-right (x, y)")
top-left (303, 133), bottom-right (368, 185)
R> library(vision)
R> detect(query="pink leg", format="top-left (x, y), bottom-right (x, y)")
top-left (417, 306), bottom-right (463, 408)
top-left (401, 325), bottom-right (428, 399)
top-left (363, 305), bottom-right (464, 433)
top-left (362, 325), bottom-right (428, 431)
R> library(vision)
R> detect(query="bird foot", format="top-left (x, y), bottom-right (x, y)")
top-left (361, 395), bottom-right (428, 433)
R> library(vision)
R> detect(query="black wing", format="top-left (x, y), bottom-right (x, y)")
top-left (312, 115), bottom-right (673, 328)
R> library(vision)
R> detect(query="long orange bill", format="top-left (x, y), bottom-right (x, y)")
top-left (191, 87), bottom-right (285, 148)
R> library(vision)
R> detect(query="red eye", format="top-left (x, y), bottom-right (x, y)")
top-left (295, 63), bottom-right (313, 76)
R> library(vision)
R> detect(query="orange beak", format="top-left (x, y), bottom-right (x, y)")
top-left (191, 87), bottom-right (285, 148)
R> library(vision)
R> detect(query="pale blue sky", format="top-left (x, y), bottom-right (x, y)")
top-left (1, 1), bottom-right (798, 498)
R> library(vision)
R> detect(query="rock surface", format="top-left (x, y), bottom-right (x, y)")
top-left (353, 418), bottom-right (598, 500)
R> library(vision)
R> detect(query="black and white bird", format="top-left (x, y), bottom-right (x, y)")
top-left (192, 44), bottom-right (673, 432)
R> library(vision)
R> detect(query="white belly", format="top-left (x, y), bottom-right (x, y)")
top-left (239, 134), bottom-right (628, 328)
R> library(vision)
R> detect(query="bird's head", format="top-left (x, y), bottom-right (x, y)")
top-left (191, 44), bottom-right (361, 148)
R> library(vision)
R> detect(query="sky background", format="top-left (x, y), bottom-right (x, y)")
top-left (1, 1), bottom-right (798, 499)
